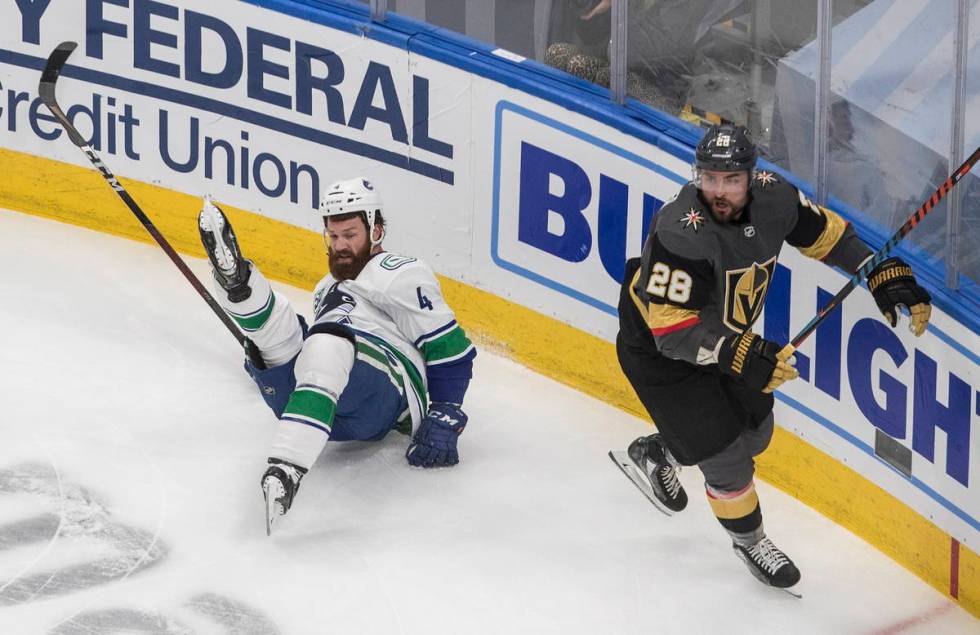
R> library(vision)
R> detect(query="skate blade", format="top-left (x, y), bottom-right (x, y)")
top-left (733, 549), bottom-right (802, 598)
top-left (262, 478), bottom-right (285, 536)
top-left (199, 208), bottom-right (237, 273)
top-left (608, 450), bottom-right (674, 517)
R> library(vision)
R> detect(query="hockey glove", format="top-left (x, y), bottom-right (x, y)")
top-left (717, 332), bottom-right (799, 394)
top-left (867, 257), bottom-right (931, 336)
top-left (406, 403), bottom-right (468, 468)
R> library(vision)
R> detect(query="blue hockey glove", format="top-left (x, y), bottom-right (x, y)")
top-left (406, 403), bottom-right (468, 468)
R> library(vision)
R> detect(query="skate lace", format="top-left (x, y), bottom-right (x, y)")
top-left (656, 463), bottom-right (682, 499)
top-left (279, 463), bottom-right (303, 486)
top-left (747, 538), bottom-right (789, 574)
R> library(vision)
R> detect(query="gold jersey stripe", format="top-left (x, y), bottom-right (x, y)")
top-left (627, 267), bottom-right (650, 321)
top-left (628, 269), bottom-right (701, 332)
top-left (798, 205), bottom-right (848, 260)
top-left (648, 303), bottom-right (700, 332)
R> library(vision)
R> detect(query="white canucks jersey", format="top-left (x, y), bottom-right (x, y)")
top-left (310, 252), bottom-right (474, 426)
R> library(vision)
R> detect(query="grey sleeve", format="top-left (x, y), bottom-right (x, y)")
top-left (655, 319), bottom-right (731, 365)
top-left (823, 225), bottom-right (874, 273)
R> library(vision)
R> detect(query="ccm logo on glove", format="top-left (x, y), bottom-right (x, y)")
top-left (406, 402), bottom-right (468, 468)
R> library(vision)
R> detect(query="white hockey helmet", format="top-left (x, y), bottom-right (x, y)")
top-left (319, 177), bottom-right (386, 246)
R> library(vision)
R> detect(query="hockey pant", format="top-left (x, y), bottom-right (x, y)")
top-left (213, 266), bottom-right (411, 471)
top-left (616, 336), bottom-right (773, 466)
top-left (616, 331), bottom-right (774, 545)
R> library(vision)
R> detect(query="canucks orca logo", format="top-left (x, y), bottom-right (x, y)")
top-left (315, 282), bottom-right (357, 321)
top-left (722, 257), bottom-right (776, 331)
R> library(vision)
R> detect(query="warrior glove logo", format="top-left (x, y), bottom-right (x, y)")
top-left (722, 257), bottom-right (776, 331)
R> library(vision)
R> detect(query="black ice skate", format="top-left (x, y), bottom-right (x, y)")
top-left (609, 433), bottom-right (688, 516)
top-left (198, 196), bottom-right (251, 302)
top-left (732, 536), bottom-right (802, 593)
top-left (262, 459), bottom-right (306, 536)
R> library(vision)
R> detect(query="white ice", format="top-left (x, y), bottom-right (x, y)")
top-left (0, 209), bottom-right (976, 634)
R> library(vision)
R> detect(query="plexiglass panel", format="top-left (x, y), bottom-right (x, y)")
top-left (623, 1), bottom-right (825, 177)
top-left (960, 0), bottom-right (980, 289)
top-left (825, 0), bottom-right (967, 283)
top-left (391, 0), bottom-right (552, 62)
top-left (379, 0), bottom-right (978, 295)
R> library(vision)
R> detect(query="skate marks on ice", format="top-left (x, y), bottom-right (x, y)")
top-left (183, 593), bottom-right (281, 635)
top-left (49, 609), bottom-right (194, 635)
top-left (0, 463), bottom-right (279, 634)
top-left (0, 462), bottom-right (168, 605)
top-left (49, 595), bottom-right (281, 635)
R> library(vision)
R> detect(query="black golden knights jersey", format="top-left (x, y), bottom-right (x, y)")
top-left (622, 169), bottom-right (872, 366)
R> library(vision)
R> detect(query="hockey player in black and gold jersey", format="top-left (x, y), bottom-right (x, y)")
top-left (616, 124), bottom-right (932, 590)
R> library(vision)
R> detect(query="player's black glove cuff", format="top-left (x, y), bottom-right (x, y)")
top-left (717, 332), bottom-right (780, 392)
top-left (867, 257), bottom-right (931, 332)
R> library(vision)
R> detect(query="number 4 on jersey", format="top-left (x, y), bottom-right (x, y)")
top-left (417, 286), bottom-right (433, 311)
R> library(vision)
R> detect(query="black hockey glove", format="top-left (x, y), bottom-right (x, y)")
top-left (717, 332), bottom-right (798, 394)
top-left (867, 257), bottom-right (931, 336)
top-left (406, 403), bottom-right (467, 468)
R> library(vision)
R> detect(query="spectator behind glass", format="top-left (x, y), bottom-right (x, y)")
top-left (546, 0), bottom-right (746, 115)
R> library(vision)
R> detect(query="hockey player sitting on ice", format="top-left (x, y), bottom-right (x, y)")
top-left (616, 124), bottom-right (931, 590)
top-left (198, 178), bottom-right (476, 535)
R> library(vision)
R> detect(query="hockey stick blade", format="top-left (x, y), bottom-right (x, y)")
top-left (608, 450), bottom-right (674, 517)
top-left (38, 41), bottom-right (87, 147)
top-left (37, 42), bottom-right (266, 370)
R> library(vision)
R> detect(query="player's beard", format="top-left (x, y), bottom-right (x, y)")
top-left (706, 194), bottom-right (744, 222)
top-left (328, 241), bottom-right (373, 280)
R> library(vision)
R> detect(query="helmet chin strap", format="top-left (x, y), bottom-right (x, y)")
top-left (370, 224), bottom-right (386, 248)
top-left (366, 209), bottom-right (385, 247)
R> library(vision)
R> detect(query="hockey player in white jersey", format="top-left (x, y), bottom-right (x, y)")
top-left (198, 178), bottom-right (476, 534)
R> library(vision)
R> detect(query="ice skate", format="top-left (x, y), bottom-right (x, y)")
top-left (262, 459), bottom-right (306, 536)
top-left (629, 433), bottom-right (688, 513)
top-left (732, 535), bottom-right (801, 594)
top-left (198, 196), bottom-right (251, 301)
top-left (609, 433), bottom-right (688, 515)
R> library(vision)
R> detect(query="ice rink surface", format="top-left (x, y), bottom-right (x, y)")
top-left (0, 208), bottom-right (976, 634)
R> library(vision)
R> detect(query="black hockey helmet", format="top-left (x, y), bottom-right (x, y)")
top-left (694, 124), bottom-right (757, 172)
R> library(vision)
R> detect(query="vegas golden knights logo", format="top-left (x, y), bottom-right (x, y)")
top-left (722, 257), bottom-right (776, 331)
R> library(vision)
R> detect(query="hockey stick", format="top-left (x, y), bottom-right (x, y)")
top-left (39, 41), bottom-right (266, 369)
top-left (790, 144), bottom-right (980, 348)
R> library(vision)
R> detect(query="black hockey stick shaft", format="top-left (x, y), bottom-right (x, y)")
top-left (790, 144), bottom-right (980, 348)
top-left (39, 41), bottom-right (266, 369)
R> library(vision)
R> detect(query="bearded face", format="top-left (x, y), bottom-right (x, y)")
top-left (325, 215), bottom-right (376, 280)
top-left (698, 169), bottom-right (751, 222)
